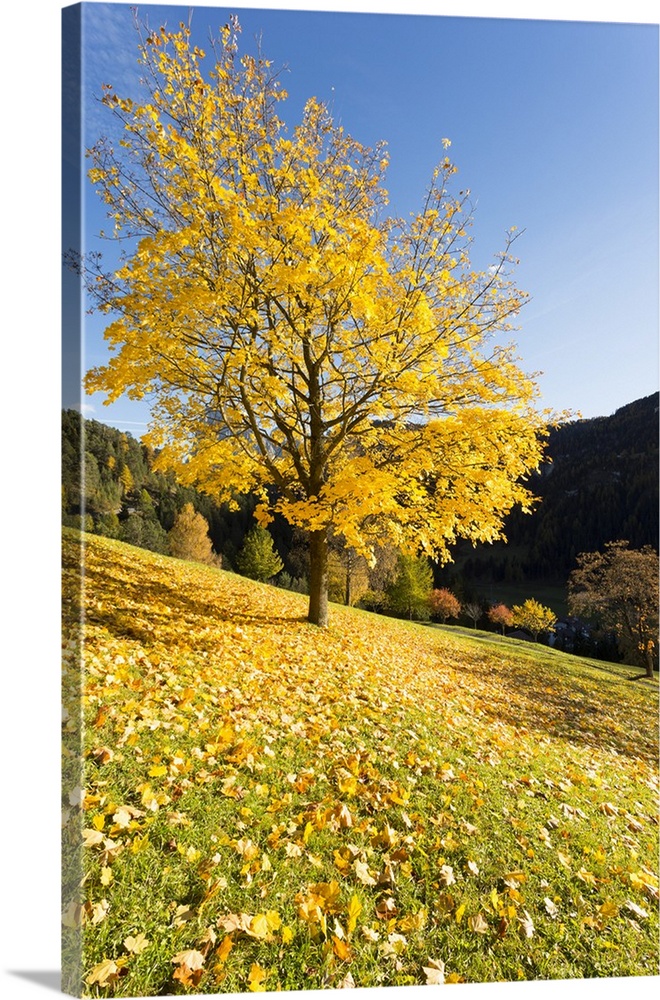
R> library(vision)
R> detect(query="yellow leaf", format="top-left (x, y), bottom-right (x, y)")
top-left (375, 897), bottom-right (397, 920)
top-left (90, 899), bottom-right (110, 925)
top-left (397, 907), bottom-right (427, 933)
top-left (62, 901), bottom-right (83, 929)
top-left (338, 803), bottom-right (353, 828)
top-left (338, 776), bottom-right (358, 796)
top-left (439, 864), bottom-right (456, 886)
top-left (347, 895), bottom-right (362, 935)
top-left (598, 901), bottom-right (619, 919)
top-left (124, 932), bottom-right (149, 954)
top-left (518, 910), bottom-right (535, 938)
top-left (468, 913), bottom-right (489, 934)
top-left (576, 867), bottom-right (597, 887)
top-left (281, 925), bottom-right (294, 945)
top-left (86, 958), bottom-right (126, 986)
top-left (215, 936), bottom-right (234, 964)
top-left (100, 866), bottom-right (113, 886)
top-left (172, 904), bottom-right (195, 927)
top-left (172, 949), bottom-right (205, 971)
top-left (332, 935), bottom-right (353, 961)
top-left (83, 828), bottom-right (104, 848)
top-left (249, 913), bottom-right (271, 939)
top-left (130, 833), bottom-right (150, 854)
top-left (423, 959), bottom-right (445, 985)
top-left (354, 860), bottom-right (376, 886)
top-left (248, 963), bottom-right (268, 992)
top-left (455, 903), bottom-right (467, 924)
top-left (113, 806), bottom-right (134, 827)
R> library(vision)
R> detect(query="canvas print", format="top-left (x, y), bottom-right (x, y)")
top-left (61, 2), bottom-right (659, 996)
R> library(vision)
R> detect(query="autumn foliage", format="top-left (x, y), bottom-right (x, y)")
top-left (82, 14), bottom-right (550, 626)
top-left (568, 541), bottom-right (659, 677)
top-left (487, 603), bottom-right (514, 635)
top-left (62, 531), bottom-right (659, 994)
top-left (511, 599), bottom-right (556, 642)
top-left (429, 588), bottom-right (461, 623)
top-left (168, 503), bottom-right (217, 564)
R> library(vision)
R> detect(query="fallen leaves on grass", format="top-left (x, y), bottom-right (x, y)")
top-left (63, 532), bottom-right (660, 994)
top-left (123, 932), bottom-right (149, 954)
top-left (423, 958), bottom-right (446, 984)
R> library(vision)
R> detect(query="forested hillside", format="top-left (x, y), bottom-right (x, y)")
top-left (62, 393), bottom-right (658, 602)
top-left (62, 408), bottom-right (258, 568)
top-left (445, 393), bottom-right (659, 587)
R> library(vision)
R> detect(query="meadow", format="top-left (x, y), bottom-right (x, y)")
top-left (62, 530), bottom-right (659, 996)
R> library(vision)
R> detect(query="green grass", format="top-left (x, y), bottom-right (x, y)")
top-left (62, 530), bottom-right (659, 995)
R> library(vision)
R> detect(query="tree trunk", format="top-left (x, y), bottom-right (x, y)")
top-left (644, 645), bottom-right (655, 679)
top-left (308, 528), bottom-right (329, 627)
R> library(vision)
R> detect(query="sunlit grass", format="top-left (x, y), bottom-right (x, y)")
top-left (62, 530), bottom-right (659, 996)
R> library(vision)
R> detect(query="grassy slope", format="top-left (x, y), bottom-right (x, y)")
top-left (62, 530), bottom-right (659, 996)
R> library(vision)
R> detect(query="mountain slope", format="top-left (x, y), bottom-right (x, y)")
top-left (450, 392), bottom-right (659, 587)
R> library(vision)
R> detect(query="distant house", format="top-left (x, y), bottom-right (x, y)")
top-left (549, 616), bottom-right (592, 653)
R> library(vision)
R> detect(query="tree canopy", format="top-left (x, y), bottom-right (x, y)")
top-left (568, 541), bottom-right (659, 677)
top-left (236, 524), bottom-right (284, 582)
top-left (429, 588), bottom-right (461, 623)
top-left (168, 502), bottom-right (216, 564)
top-left (487, 602), bottom-right (514, 635)
top-left (83, 14), bottom-right (549, 625)
top-left (511, 599), bottom-right (556, 642)
top-left (386, 554), bottom-right (434, 621)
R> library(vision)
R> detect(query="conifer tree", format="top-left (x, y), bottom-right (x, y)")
top-left (168, 503), bottom-right (216, 564)
top-left (236, 525), bottom-right (284, 582)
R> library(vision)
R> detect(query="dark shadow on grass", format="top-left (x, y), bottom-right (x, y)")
top-left (454, 642), bottom-right (658, 763)
top-left (8, 971), bottom-right (61, 992)
top-left (63, 535), bottom-right (308, 649)
top-left (64, 534), bottom-right (657, 763)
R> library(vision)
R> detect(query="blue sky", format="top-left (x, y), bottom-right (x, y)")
top-left (71, 1), bottom-right (659, 433)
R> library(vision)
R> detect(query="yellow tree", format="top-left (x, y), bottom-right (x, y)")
top-left (168, 502), bottom-right (216, 564)
top-left (511, 598), bottom-right (557, 642)
top-left (84, 15), bottom-right (550, 626)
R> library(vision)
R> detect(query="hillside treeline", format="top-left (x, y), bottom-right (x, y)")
top-left (444, 392), bottom-right (659, 585)
top-left (63, 392), bottom-right (658, 606)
